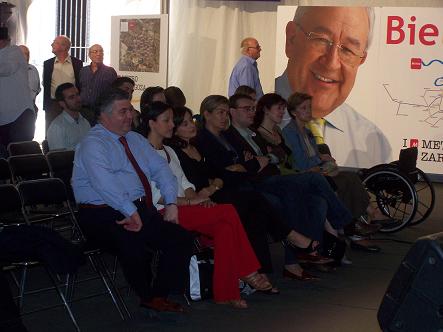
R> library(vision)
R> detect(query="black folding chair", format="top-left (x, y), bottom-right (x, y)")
top-left (0, 184), bottom-right (80, 331)
top-left (0, 158), bottom-right (12, 184)
top-left (17, 178), bottom-right (132, 323)
top-left (8, 154), bottom-right (50, 184)
top-left (41, 139), bottom-right (50, 155)
top-left (46, 150), bottom-right (76, 202)
top-left (7, 141), bottom-right (43, 156)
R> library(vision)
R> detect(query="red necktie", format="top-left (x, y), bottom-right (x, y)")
top-left (119, 136), bottom-right (152, 207)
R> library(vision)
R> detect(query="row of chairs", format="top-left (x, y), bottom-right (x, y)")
top-left (0, 178), bottom-right (131, 331)
top-left (6, 140), bottom-right (47, 157)
top-left (0, 148), bottom-right (75, 200)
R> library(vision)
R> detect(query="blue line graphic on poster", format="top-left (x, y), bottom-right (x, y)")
top-left (410, 58), bottom-right (443, 87)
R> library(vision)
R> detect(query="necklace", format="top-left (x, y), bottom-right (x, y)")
top-left (149, 142), bottom-right (171, 163)
top-left (259, 125), bottom-right (277, 136)
top-left (259, 125), bottom-right (281, 145)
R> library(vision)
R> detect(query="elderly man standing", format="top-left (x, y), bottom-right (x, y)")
top-left (19, 45), bottom-right (41, 110)
top-left (276, 7), bottom-right (391, 168)
top-left (72, 89), bottom-right (193, 313)
top-left (228, 37), bottom-right (264, 99)
top-left (43, 35), bottom-right (83, 131)
top-left (79, 44), bottom-right (117, 108)
top-left (0, 27), bottom-right (35, 152)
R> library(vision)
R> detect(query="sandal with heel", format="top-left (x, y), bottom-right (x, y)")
top-left (241, 272), bottom-right (273, 293)
top-left (216, 299), bottom-right (248, 309)
top-left (285, 239), bottom-right (334, 265)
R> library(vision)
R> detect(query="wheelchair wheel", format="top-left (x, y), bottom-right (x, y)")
top-left (362, 169), bottom-right (418, 233)
top-left (407, 168), bottom-right (435, 226)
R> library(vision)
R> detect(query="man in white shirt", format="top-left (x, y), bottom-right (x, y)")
top-left (19, 45), bottom-right (41, 111)
top-left (275, 6), bottom-right (391, 168)
top-left (0, 27), bottom-right (35, 153)
top-left (47, 83), bottom-right (90, 151)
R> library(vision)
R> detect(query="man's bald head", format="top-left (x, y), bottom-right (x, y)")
top-left (240, 37), bottom-right (261, 60)
top-left (19, 45), bottom-right (30, 63)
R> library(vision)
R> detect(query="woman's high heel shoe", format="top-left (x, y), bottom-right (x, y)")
top-left (285, 239), bottom-right (334, 265)
top-left (241, 272), bottom-right (273, 292)
top-left (216, 299), bottom-right (248, 309)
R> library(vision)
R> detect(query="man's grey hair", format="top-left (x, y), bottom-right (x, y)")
top-left (293, 6), bottom-right (375, 50)
top-left (58, 35), bottom-right (72, 50)
top-left (98, 89), bottom-right (130, 115)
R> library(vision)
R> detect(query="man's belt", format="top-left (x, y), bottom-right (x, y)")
top-left (78, 196), bottom-right (146, 209)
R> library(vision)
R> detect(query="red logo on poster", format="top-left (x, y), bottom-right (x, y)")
top-left (410, 139), bottom-right (419, 147)
top-left (410, 58), bottom-right (422, 69)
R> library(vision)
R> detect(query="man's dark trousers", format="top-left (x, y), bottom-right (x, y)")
top-left (78, 200), bottom-right (193, 300)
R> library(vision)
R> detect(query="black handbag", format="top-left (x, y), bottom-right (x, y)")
top-left (188, 248), bottom-right (214, 301)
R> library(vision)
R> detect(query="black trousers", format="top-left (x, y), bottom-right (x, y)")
top-left (77, 201), bottom-right (193, 300)
top-left (0, 109), bottom-right (35, 153)
top-left (212, 188), bottom-right (290, 273)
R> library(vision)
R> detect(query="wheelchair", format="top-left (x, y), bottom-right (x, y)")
top-left (358, 147), bottom-right (435, 233)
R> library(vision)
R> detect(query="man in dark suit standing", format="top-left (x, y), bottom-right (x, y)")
top-left (43, 35), bottom-right (82, 132)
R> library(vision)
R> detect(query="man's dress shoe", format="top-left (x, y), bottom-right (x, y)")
top-left (283, 268), bottom-right (320, 281)
top-left (345, 221), bottom-right (381, 237)
top-left (140, 297), bottom-right (185, 313)
top-left (350, 240), bottom-right (381, 253)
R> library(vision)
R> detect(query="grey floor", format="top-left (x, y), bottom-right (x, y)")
top-left (19, 184), bottom-right (442, 332)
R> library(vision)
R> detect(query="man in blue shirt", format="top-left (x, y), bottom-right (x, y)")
top-left (228, 37), bottom-right (264, 98)
top-left (72, 89), bottom-right (193, 313)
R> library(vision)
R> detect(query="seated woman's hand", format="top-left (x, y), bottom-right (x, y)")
top-left (309, 166), bottom-right (323, 173)
top-left (197, 187), bottom-right (213, 199)
top-left (225, 164), bottom-right (247, 172)
top-left (243, 151), bottom-right (254, 161)
top-left (320, 153), bottom-right (335, 162)
top-left (255, 156), bottom-right (269, 172)
top-left (199, 199), bottom-right (216, 208)
top-left (189, 196), bottom-right (211, 206)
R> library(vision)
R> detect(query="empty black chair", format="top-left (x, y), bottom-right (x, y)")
top-left (17, 178), bottom-right (131, 322)
top-left (41, 139), bottom-right (50, 154)
top-left (0, 184), bottom-right (26, 225)
top-left (8, 154), bottom-right (50, 184)
top-left (46, 150), bottom-right (75, 201)
top-left (7, 141), bottom-right (42, 156)
top-left (0, 183), bottom-right (80, 331)
top-left (0, 158), bottom-right (12, 183)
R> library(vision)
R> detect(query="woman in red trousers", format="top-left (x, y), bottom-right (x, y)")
top-left (140, 101), bottom-right (278, 309)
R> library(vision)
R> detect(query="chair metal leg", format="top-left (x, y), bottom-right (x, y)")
top-left (18, 266), bottom-right (27, 312)
top-left (88, 254), bottom-right (131, 320)
top-left (45, 267), bottom-right (81, 332)
top-left (111, 256), bottom-right (118, 281)
top-left (65, 273), bottom-right (76, 302)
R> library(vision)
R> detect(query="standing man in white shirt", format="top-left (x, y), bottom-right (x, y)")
top-left (0, 27), bottom-right (35, 153)
top-left (47, 83), bottom-right (90, 151)
top-left (275, 6), bottom-right (391, 168)
top-left (19, 45), bottom-right (41, 111)
top-left (43, 35), bottom-right (83, 132)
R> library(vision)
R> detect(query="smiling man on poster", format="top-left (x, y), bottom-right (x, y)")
top-left (276, 6), bottom-right (391, 168)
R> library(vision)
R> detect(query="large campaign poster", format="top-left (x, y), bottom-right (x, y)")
top-left (110, 15), bottom-right (168, 110)
top-left (275, 6), bottom-right (442, 176)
